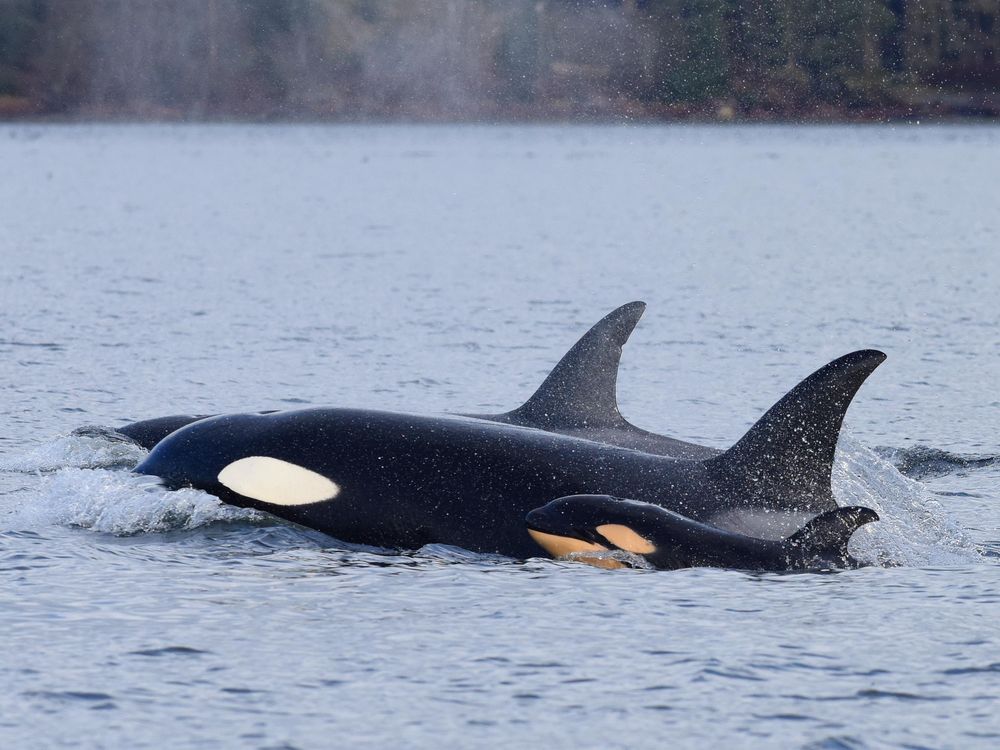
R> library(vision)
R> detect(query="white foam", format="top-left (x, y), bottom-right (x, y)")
top-left (834, 434), bottom-right (981, 566)
top-left (566, 548), bottom-right (654, 570)
top-left (0, 429), bottom-right (148, 473)
top-left (10, 468), bottom-right (258, 535)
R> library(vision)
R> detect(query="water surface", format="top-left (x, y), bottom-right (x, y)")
top-left (1, 124), bottom-right (999, 748)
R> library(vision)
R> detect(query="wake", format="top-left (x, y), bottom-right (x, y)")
top-left (1, 430), bottom-right (258, 535)
top-left (876, 445), bottom-right (1000, 480)
top-left (835, 434), bottom-right (980, 566)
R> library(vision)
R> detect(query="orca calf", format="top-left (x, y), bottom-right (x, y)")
top-left (526, 494), bottom-right (879, 571)
top-left (130, 310), bottom-right (885, 560)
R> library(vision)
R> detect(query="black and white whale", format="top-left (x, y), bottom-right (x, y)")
top-left (113, 302), bottom-right (716, 456)
top-left (128, 303), bottom-right (886, 561)
top-left (526, 494), bottom-right (879, 570)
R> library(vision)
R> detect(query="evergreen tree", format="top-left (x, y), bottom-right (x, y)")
top-left (649, 0), bottom-right (730, 103)
top-left (0, 0), bottom-right (45, 99)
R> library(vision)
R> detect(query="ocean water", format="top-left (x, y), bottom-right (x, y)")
top-left (1, 123), bottom-right (998, 749)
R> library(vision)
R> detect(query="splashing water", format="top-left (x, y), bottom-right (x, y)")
top-left (834, 434), bottom-right (980, 567)
top-left (2, 429), bottom-right (258, 535)
top-left (565, 548), bottom-right (654, 570)
top-left (0, 426), bottom-right (148, 473)
top-left (8, 468), bottom-right (259, 535)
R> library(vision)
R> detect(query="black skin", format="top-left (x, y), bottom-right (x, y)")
top-left (113, 415), bottom-right (211, 448)
top-left (131, 348), bottom-right (885, 558)
top-left (116, 302), bottom-right (887, 561)
top-left (135, 389), bottom-right (871, 560)
top-left (136, 409), bottom-right (727, 559)
top-left (526, 494), bottom-right (880, 571)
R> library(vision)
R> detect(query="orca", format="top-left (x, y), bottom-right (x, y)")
top-left (132, 335), bottom-right (886, 559)
top-left (111, 303), bottom-right (676, 452)
top-left (114, 414), bottom-right (212, 449)
top-left (525, 494), bottom-right (879, 571)
top-left (112, 301), bottom-right (792, 460)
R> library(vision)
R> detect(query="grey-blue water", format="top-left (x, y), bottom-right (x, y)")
top-left (1, 124), bottom-right (999, 749)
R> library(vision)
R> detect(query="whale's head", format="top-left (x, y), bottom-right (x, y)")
top-left (135, 413), bottom-right (340, 509)
top-left (526, 494), bottom-right (661, 569)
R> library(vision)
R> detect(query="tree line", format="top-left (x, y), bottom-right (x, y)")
top-left (1, 0), bottom-right (997, 120)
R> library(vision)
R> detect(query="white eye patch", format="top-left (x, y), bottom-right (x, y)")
top-left (217, 456), bottom-right (340, 506)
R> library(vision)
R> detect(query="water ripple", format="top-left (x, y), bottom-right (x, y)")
top-left (877, 446), bottom-right (1000, 480)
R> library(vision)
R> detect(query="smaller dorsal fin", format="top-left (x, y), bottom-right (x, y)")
top-left (784, 506), bottom-right (879, 559)
top-left (496, 302), bottom-right (646, 430)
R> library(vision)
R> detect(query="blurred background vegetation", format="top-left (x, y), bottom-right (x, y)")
top-left (0, 0), bottom-right (997, 120)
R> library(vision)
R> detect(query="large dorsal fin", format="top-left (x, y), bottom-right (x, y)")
top-left (707, 349), bottom-right (886, 509)
top-left (494, 301), bottom-right (646, 430)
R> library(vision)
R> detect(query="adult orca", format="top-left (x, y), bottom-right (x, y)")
top-left (111, 302), bottom-right (676, 452)
top-left (133, 343), bottom-right (885, 559)
top-left (525, 494), bottom-right (879, 571)
top-left (113, 301), bottom-right (759, 459)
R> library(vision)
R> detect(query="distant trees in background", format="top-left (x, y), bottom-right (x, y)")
top-left (0, 0), bottom-right (997, 119)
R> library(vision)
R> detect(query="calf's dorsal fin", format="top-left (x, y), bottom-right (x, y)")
top-left (496, 301), bottom-right (646, 430)
top-left (785, 506), bottom-right (879, 559)
top-left (707, 349), bottom-right (886, 510)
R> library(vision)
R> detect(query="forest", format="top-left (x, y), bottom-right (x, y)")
top-left (0, 0), bottom-right (997, 120)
